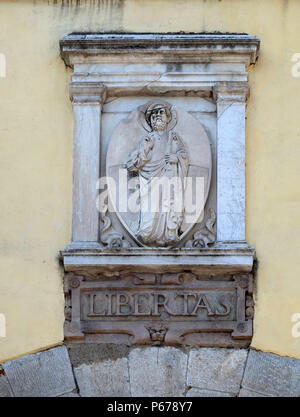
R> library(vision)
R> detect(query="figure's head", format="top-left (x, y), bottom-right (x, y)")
top-left (146, 103), bottom-right (171, 131)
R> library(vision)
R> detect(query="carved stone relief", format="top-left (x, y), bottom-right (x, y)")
top-left (60, 33), bottom-right (260, 348)
top-left (64, 272), bottom-right (253, 347)
top-left (106, 100), bottom-right (212, 248)
top-left (185, 208), bottom-right (216, 248)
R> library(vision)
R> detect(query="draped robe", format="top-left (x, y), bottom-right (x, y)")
top-left (127, 130), bottom-right (188, 246)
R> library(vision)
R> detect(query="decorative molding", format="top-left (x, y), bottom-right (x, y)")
top-left (100, 208), bottom-right (131, 250)
top-left (61, 243), bottom-right (255, 275)
top-left (60, 33), bottom-right (260, 66)
top-left (60, 34), bottom-right (260, 98)
top-left (185, 208), bottom-right (216, 248)
top-left (70, 82), bottom-right (106, 105)
top-left (213, 82), bottom-right (250, 103)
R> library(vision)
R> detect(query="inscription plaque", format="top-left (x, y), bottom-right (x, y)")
top-left (64, 273), bottom-right (253, 347)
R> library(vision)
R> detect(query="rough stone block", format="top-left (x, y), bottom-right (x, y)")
top-left (187, 348), bottom-right (248, 395)
top-left (129, 347), bottom-right (187, 397)
top-left (3, 346), bottom-right (76, 397)
top-left (186, 388), bottom-right (234, 397)
top-left (242, 349), bottom-right (300, 397)
top-left (0, 374), bottom-right (13, 397)
top-left (74, 357), bottom-right (130, 397)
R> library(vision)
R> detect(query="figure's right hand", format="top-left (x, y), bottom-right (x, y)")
top-left (143, 135), bottom-right (154, 154)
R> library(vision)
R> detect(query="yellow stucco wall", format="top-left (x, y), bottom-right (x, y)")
top-left (0, 0), bottom-right (299, 361)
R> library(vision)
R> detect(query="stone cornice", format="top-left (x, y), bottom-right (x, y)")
top-left (60, 33), bottom-right (260, 66)
top-left (69, 82), bottom-right (106, 105)
top-left (213, 82), bottom-right (250, 103)
top-left (61, 242), bottom-right (256, 275)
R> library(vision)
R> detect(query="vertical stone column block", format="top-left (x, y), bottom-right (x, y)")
top-left (69, 82), bottom-right (106, 246)
top-left (214, 82), bottom-right (249, 242)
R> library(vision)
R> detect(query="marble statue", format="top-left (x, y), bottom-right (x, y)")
top-left (106, 100), bottom-right (212, 248)
top-left (126, 102), bottom-right (189, 246)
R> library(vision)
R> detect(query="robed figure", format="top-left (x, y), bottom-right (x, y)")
top-left (126, 102), bottom-right (189, 246)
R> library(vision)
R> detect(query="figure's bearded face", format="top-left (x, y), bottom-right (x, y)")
top-left (150, 107), bottom-right (169, 131)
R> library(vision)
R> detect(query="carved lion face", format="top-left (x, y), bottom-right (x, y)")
top-left (147, 326), bottom-right (167, 343)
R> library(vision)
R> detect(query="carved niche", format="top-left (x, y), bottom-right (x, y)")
top-left (105, 100), bottom-right (212, 248)
top-left (60, 33), bottom-right (260, 347)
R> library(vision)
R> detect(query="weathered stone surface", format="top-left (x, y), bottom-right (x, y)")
top-left (0, 374), bottom-right (13, 397)
top-left (238, 388), bottom-right (270, 397)
top-left (3, 344), bottom-right (299, 397)
top-left (67, 343), bottom-right (129, 368)
top-left (65, 273), bottom-right (253, 347)
top-left (3, 346), bottom-right (76, 397)
top-left (242, 349), bottom-right (300, 397)
top-left (186, 388), bottom-right (234, 397)
top-left (58, 391), bottom-right (80, 397)
top-left (129, 347), bottom-right (187, 397)
top-left (187, 348), bottom-right (248, 395)
top-left (60, 34), bottom-right (260, 67)
top-left (74, 358), bottom-right (130, 397)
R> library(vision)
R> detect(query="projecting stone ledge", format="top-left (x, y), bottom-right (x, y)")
top-left (60, 33), bottom-right (260, 68)
top-left (62, 243), bottom-right (255, 275)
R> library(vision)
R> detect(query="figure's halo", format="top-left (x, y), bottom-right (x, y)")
top-left (138, 100), bottom-right (178, 132)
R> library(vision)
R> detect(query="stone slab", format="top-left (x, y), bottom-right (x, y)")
top-left (242, 349), bottom-right (300, 397)
top-left (129, 347), bottom-right (187, 397)
top-left (3, 346), bottom-right (76, 397)
top-left (187, 348), bottom-right (248, 395)
top-left (186, 388), bottom-right (234, 397)
top-left (0, 374), bottom-right (13, 397)
top-left (74, 357), bottom-right (130, 397)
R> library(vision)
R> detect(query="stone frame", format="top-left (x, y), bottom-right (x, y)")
top-left (60, 33), bottom-right (260, 346)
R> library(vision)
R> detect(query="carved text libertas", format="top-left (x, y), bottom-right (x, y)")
top-left (85, 291), bottom-right (231, 318)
